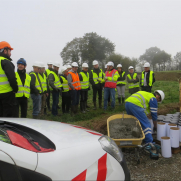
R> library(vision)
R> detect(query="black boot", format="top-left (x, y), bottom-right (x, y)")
top-left (118, 98), bottom-right (121, 106)
top-left (99, 100), bottom-right (102, 109)
top-left (80, 102), bottom-right (85, 113)
top-left (86, 100), bottom-right (90, 108)
top-left (71, 105), bottom-right (75, 116)
top-left (44, 108), bottom-right (47, 115)
top-left (75, 105), bottom-right (79, 114)
top-left (93, 101), bottom-right (97, 110)
top-left (85, 101), bottom-right (89, 112)
top-left (122, 97), bottom-right (125, 104)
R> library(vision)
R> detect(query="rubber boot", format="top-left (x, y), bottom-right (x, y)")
top-left (118, 98), bottom-right (121, 106)
top-left (83, 101), bottom-right (87, 113)
top-left (93, 101), bottom-right (97, 110)
top-left (85, 101), bottom-right (89, 112)
top-left (99, 100), bottom-right (102, 109)
top-left (86, 100), bottom-right (90, 110)
top-left (80, 102), bottom-right (85, 113)
top-left (75, 105), bottom-right (79, 114)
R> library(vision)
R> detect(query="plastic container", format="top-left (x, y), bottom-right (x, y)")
top-left (170, 127), bottom-right (180, 148)
top-left (107, 114), bottom-right (145, 147)
top-left (157, 122), bottom-right (166, 141)
top-left (178, 125), bottom-right (181, 142)
top-left (166, 123), bottom-right (177, 137)
top-left (161, 137), bottom-right (172, 158)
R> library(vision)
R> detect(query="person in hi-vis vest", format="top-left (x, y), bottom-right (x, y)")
top-left (59, 66), bottom-right (71, 114)
top-left (0, 41), bottom-right (18, 117)
top-left (126, 66), bottom-right (139, 95)
top-left (48, 62), bottom-right (62, 116)
top-left (79, 63), bottom-right (89, 113)
top-left (140, 62), bottom-right (155, 93)
top-left (29, 62), bottom-right (43, 119)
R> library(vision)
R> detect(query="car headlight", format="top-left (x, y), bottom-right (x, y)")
top-left (98, 135), bottom-right (123, 162)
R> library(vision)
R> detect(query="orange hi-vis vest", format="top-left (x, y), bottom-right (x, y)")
top-left (104, 69), bottom-right (117, 88)
top-left (68, 72), bottom-right (81, 90)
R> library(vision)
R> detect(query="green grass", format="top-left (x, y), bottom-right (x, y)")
top-left (26, 81), bottom-right (179, 123)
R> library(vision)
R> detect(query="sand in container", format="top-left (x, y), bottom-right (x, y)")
top-left (161, 137), bottom-right (172, 158)
top-left (170, 127), bottom-right (180, 148)
top-left (166, 123), bottom-right (177, 137)
top-left (157, 122), bottom-right (166, 141)
top-left (178, 125), bottom-right (181, 142)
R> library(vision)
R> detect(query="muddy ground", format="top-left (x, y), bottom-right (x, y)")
top-left (76, 103), bottom-right (181, 180)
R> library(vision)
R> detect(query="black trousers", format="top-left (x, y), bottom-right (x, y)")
top-left (93, 87), bottom-right (102, 102)
top-left (0, 93), bottom-right (16, 117)
top-left (62, 92), bottom-right (71, 113)
top-left (80, 90), bottom-right (88, 102)
top-left (141, 86), bottom-right (152, 93)
top-left (46, 90), bottom-right (51, 109)
top-left (13, 97), bottom-right (28, 118)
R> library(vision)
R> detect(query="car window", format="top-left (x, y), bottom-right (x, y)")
top-left (0, 129), bottom-right (11, 144)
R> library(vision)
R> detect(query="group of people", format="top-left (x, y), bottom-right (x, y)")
top-left (0, 41), bottom-right (166, 145)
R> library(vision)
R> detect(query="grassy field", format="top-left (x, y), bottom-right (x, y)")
top-left (26, 81), bottom-right (180, 128)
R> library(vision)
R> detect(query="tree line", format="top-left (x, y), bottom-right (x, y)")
top-left (60, 32), bottom-right (181, 72)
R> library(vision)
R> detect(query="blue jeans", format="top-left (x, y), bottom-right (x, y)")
top-left (52, 91), bottom-right (59, 116)
top-left (125, 102), bottom-right (153, 143)
top-left (70, 90), bottom-right (80, 106)
top-left (31, 94), bottom-right (41, 116)
top-left (104, 87), bottom-right (115, 110)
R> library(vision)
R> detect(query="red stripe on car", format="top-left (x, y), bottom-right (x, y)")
top-left (72, 169), bottom-right (87, 181)
top-left (86, 131), bottom-right (102, 136)
top-left (97, 153), bottom-right (107, 181)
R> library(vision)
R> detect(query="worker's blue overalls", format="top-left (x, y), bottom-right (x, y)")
top-left (125, 97), bottom-right (158, 143)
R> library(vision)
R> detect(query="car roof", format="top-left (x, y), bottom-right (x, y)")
top-left (0, 118), bottom-right (102, 150)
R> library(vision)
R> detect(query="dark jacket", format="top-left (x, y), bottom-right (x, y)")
top-left (0, 53), bottom-right (18, 99)
top-left (117, 70), bottom-right (126, 86)
top-left (140, 70), bottom-right (155, 87)
top-left (29, 71), bottom-right (41, 95)
top-left (89, 68), bottom-right (104, 90)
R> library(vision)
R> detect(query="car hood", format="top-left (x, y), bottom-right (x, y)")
top-left (0, 118), bottom-right (103, 150)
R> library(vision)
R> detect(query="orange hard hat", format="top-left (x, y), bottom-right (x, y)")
top-left (0, 41), bottom-right (13, 50)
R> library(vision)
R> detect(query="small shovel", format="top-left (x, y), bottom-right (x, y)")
top-left (132, 121), bottom-right (140, 137)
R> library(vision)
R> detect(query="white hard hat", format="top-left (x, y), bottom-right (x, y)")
top-left (82, 63), bottom-right (89, 68)
top-left (117, 64), bottom-right (122, 68)
top-left (92, 60), bottom-right (98, 65)
top-left (47, 61), bottom-right (53, 65)
top-left (61, 66), bottom-right (67, 73)
top-left (32, 61), bottom-right (41, 67)
top-left (155, 90), bottom-right (165, 102)
top-left (105, 64), bottom-right (107, 68)
top-left (128, 66), bottom-right (134, 70)
top-left (39, 62), bottom-right (45, 68)
top-left (53, 62), bottom-right (60, 68)
top-left (71, 62), bottom-right (78, 67)
top-left (107, 61), bottom-right (114, 67)
top-left (66, 65), bottom-right (72, 69)
top-left (143, 62), bottom-right (150, 68)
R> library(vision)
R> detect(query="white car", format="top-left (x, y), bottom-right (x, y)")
top-left (0, 118), bottom-right (130, 181)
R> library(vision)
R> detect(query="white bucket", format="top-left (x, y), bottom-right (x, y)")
top-left (178, 125), bottom-right (181, 142)
top-left (170, 127), bottom-right (180, 148)
top-left (166, 123), bottom-right (177, 137)
top-left (161, 137), bottom-right (172, 158)
top-left (157, 122), bottom-right (166, 141)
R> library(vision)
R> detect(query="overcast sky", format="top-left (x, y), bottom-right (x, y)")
top-left (1, 0), bottom-right (181, 71)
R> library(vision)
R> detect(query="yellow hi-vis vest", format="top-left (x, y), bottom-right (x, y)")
top-left (141, 71), bottom-right (154, 86)
top-left (91, 69), bottom-right (104, 84)
top-left (15, 72), bottom-right (31, 98)
top-left (45, 69), bottom-right (51, 77)
top-left (127, 73), bottom-right (139, 89)
top-left (117, 71), bottom-right (126, 85)
top-left (49, 71), bottom-right (62, 91)
top-left (126, 91), bottom-right (156, 114)
top-left (60, 76), bottom-right (69, 92)
top-left (29, 72), bottom-right (43, 93)
top-left (39, 73), bottom-right (47, 92)
top-left (79, 72), bottom-right (89, 89)
top-left (0, 57), bottom-right (13, 93)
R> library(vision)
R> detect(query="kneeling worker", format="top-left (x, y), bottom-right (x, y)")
top-left (125, 90), bottom-right (165, 144)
